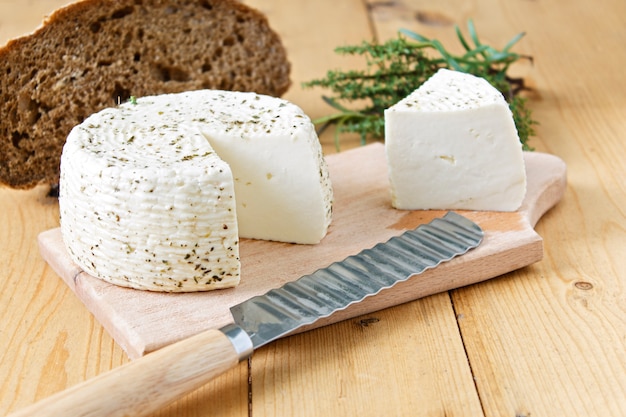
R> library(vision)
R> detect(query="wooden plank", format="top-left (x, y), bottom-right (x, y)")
top-left (0, 0), bottom-right (72, 41)
top-left (452, 258), bottom-right (626, 416)
top-left (10, 1), bottom-right (623, 417)
top-left (1, 1), bottom-right (370, 416)
top-left (38, 143), bottom-right (567, 359)
top-left (364, 1), bottom-right (626, 416)
top-left (252, 293), bottom-right (484, 417)
top-left (243, 0), bottom-right (374, 153)
top-left (448, 4), bottom-right (626, 416)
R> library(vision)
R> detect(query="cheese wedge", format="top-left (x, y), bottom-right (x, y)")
top-left (59, 90), bottom-right (333, 292)
top-left (384, 69), bottom-right (526, 211)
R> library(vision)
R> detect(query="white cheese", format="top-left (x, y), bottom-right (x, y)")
top-left (59, 90), bottom-right (333, 292)
top-left (384, 68), bottom-right (526, 211)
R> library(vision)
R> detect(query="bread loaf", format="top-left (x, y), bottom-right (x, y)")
top-left (0, 0), bottom-right (291, 189)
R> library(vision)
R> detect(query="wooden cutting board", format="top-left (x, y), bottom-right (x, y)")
top-left (38, 143), bottom-right (567, 359)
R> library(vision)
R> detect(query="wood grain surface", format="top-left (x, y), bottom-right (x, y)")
top-left (2, 0), bottom-right (626, 416)
top-left (37, 145), bottom-right (565, 359)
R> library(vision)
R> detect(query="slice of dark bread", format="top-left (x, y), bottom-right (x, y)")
top-left (0, 0), bottom-right (291, 189)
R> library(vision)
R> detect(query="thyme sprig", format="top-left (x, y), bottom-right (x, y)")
top-left (303, 20), bottom-right (537, 151)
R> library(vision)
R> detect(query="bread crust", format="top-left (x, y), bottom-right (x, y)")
top-left (0, 0), bottom-right (291, 189)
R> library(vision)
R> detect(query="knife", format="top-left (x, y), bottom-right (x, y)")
top-left (8, 211), bottom-right (482, 417)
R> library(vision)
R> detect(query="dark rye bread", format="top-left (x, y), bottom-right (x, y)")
top-left (0, 0), bottom-right (291, 189)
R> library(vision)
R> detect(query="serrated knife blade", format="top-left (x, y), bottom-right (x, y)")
top-left (229, 211), bottom-right (483, 350)
top-left (10, 211), bottom-right (482, 417)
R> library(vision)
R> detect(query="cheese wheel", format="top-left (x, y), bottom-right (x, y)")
top-left (384, 69), bottom-right (527, 211)
top-left (59, 90), bottom-right (333, 292)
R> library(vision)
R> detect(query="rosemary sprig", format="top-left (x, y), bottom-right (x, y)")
top-left (303, 20), bottom-right (537, 151)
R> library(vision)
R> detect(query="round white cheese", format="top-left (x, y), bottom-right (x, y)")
top-left (59, 90), bottom-right (333, 292)
top-left (384, 69), bottom-right (527, 211)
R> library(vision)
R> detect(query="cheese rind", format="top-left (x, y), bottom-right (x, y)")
top-left (385, 69), bottom-right (526, 211)
top-left (59, 90), bottom-right (333, 292)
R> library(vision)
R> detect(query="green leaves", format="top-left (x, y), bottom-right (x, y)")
top-left (303, 20), bottom-right (537, 151)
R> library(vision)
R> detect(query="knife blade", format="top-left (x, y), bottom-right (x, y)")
top-left (9, 211), bottom-right (482, 417)
top-left (229, 211), bottom-right (483, 351)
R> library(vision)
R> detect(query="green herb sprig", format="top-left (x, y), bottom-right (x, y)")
top-left (303, 20), bottom-right (537, 151)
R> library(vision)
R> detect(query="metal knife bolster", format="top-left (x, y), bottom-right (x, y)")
top-left (220, 324), bottom-right (254, 361)
top-left (221, 211), bottom-right (483, 358)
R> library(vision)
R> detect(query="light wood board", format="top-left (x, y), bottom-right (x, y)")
top-left (38, 143), bottom-right (566, 359)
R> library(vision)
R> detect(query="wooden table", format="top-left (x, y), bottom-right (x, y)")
top-left (1, 1), bottom-right (625, 416)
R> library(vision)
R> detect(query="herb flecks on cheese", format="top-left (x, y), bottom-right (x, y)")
top-left (59, 90), bottom-right (333, 292)
top-left (385, 69), bottom-right (527, 211)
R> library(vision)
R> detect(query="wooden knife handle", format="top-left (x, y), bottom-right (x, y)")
top-left (8, 326), bottom-right (252, 417)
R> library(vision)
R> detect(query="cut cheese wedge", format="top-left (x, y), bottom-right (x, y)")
top-left (384, 68), bottom-right (527, 211)
top-left (59, 90), bottom-right (333, 292)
